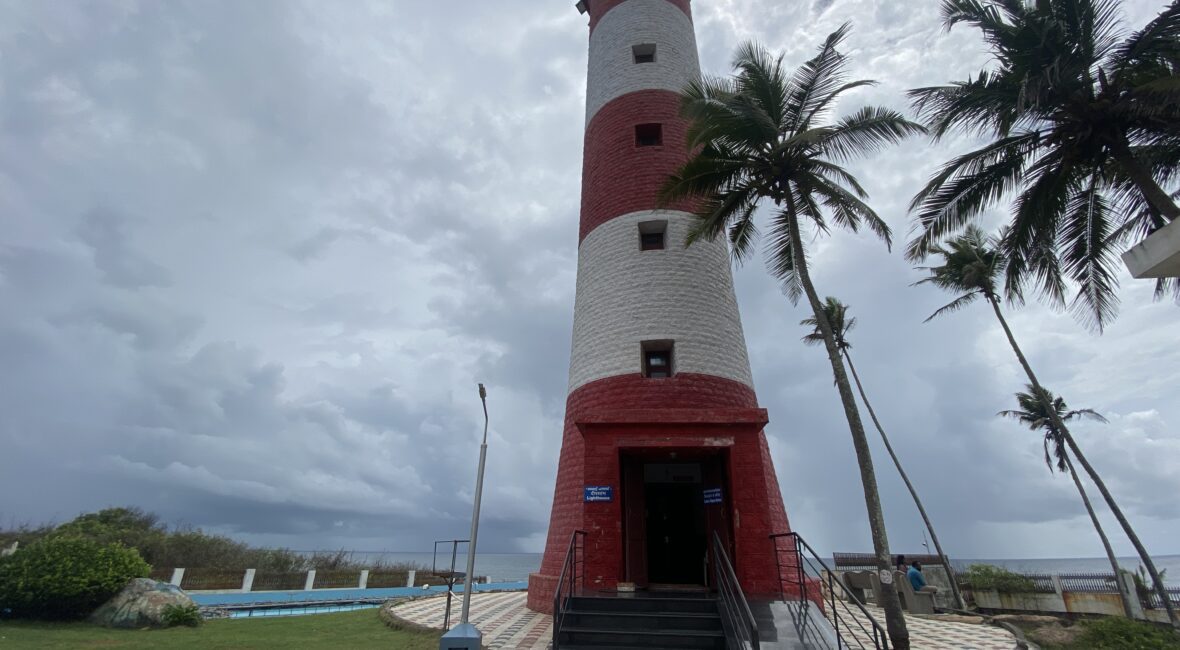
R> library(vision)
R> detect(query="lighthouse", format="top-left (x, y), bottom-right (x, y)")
top-left (526, 0), bottom-right (798, 612)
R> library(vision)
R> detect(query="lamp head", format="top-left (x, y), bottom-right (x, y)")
top-left (478, 383), bottom-right (486, 400)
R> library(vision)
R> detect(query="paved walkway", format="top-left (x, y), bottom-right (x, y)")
top-left (386, 590), bottom-right (1018, 650)
top-left (388, 591), bottom-right (551, 649)
top-left (827, 604), bottom-right (1017, 650)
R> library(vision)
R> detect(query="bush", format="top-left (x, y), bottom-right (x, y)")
top-left (960, 564), bottom-right (1037, 593)
top-left (0, 536), bottom-right (150, 620)
top-left (161, 603), bottom-right (202, 627)
top-left (1075, 617), bottom-right (1180, 649)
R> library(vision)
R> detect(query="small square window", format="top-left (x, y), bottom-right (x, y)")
top-left (642, 341), bottom-right (674, 379)
top-left (635, 123), bottom-right (662, 147)
top-left (633, 43), bottom-right (656, 64)
top-left (638, 220), bottom-right (667, 250)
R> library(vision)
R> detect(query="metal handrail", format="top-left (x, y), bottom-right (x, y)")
top-left (770, 532), bottom-right (889, 650)
top-left (551, 530), bottom-right (587, 649)
top-left (712, 531), bottom-right (760, 650)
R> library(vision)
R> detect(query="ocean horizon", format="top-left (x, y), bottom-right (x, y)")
top-left (307, 551), bottom-right (1180, 587)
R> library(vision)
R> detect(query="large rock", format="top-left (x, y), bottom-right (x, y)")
top-left (90, 578), bottom-right (197, 629)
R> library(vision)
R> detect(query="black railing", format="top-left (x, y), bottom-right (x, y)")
top-left (1147, 588), bottom-right (1180, 610)
top-left (552, 529), bottom-right (587, 650)
top-left (712, 531), bottom-right (760, 650)
top-left (771, 532), bottom-right (888, 650)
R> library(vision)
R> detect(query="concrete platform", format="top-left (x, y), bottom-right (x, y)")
top-left (1123, 218), bottom-right (1180, 278)
top-left (385, 590), bottom-right (1020, 649)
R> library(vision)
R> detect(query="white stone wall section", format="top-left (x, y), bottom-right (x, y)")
top-left (585, 0), bottom-right (701, 126)
top-left (567, 210), bottom-right (755, 392)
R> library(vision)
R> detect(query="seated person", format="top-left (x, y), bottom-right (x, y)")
top-left (907, 561), bottom-right (939, 594)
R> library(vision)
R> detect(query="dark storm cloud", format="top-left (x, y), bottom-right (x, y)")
top-left (1, 0), bottom-right (1176, 560)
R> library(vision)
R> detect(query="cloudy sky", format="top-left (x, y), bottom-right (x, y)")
top-left (1, 0), bottom-right (1177, 562)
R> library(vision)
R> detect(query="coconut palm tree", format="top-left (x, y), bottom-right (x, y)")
top-left (907, 0), bottom-right (1180, 330)
top-left (660, 25), bottom-right (925, 648)
top-left (802, 297), bottom-right (967, 611)
top-left (917, 227), bottom-right (1178, 627)
top-left (998, 386), bottom-right (1134, 618)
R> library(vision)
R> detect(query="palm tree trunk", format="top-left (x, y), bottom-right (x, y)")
top-left (783, 196), bottom-right (910, 649)
top-left (986, 295), bottom-right (1178, 628)
top-left (844, 351), bottom-right (966, 611)
top-left (1111, 141), bottom-right (1180, 223)
top-left (1063, 454), bottom-right (1134, 618)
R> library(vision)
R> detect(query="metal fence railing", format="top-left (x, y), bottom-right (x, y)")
top-left (366, 571), bottom-right (412, 588)
top-left (1004, 572), bottom-right (1058, 594)
top-left (314, 570), bottom-right (362, 589)
top-left (1058, 573), bottom-right (1121, 593)
top-left (833, 553), bottom-right (948, 571)
top-left (180, 568), bottom-right (245, 591)
top-left (251, 571), bottom-right (306, 591)
top-left (775, 534), bottom-right (888, 650)
top-left (1146, 589), bottom-right (1180, 610)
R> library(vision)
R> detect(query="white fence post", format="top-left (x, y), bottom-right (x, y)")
top-left (169, 568), bottom-right (185, 587)
top-left (305, 569), bottom-right (317, 591)
top-left (241, 569), bottom-right (256, 593)
top-left (406, 569), bottom-right (416, 588)
top-left (359, 569), bottom-right (370, 589)
top-left (1051, 574), bottom-right (1065, 597)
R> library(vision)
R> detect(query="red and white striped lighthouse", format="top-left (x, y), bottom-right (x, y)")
top-left (527, 0), bottom-right (798, 612)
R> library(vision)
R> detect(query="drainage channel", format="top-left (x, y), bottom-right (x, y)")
top-left (214, 599), bottom-right (386, 619)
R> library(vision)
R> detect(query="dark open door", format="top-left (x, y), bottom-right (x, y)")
top-left (622, 455), bottom-right (648, 587)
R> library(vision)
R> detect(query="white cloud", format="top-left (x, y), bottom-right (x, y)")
top-left (0, 0), bottom-right (1176, 560)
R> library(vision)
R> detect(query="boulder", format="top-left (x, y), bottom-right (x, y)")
top-left (1027, 621), bottom-right (1084, 647)
top-left (90, 578), bottom-right (197, 629)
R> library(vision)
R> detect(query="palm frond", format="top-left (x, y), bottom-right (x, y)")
top-left (1109, 1), bottom-right (1180, 81)
top-left (785, 23), bottom-right (853, 135)
top-left (1002, 153), bottom-right (1072, 309)
top-left (766, 207), bottom-right (806, 304)
top-left (800, 296), bottom-right (855, 349)
top-left (804, 172), bottom-right (893, 248)
top-left (1063, 408), bottom-right (1109, 424)
top-left (821, 106), bottom-right (927, 162)
top-left (1059, 173), bottom-right (1121, 332)
top-left (922, 292), bottom-right (980, 322)
top-left (906, 132), bottom-right (1040, 261)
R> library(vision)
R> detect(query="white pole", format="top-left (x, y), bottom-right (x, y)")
top-left (459, 384), bottom-right (489, 625)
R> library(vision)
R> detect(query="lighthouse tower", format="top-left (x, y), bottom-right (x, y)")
top-left (527, 0), bottom-right (797, 612)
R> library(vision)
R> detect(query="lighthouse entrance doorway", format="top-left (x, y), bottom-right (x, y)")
top-left (621, 452), bottom-right (733, 589)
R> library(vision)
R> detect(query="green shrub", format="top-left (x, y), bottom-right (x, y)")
top-left (161, 603), bottom-right (202, 627)
top-left (1075, 617), bottom-right (1180, 649)
top-left (0, 536), bottom-right (149, 620)
top-left (960, 564), bottom-right (1037, 593)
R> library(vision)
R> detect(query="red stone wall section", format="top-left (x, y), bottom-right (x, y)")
top-left (527, 373), bottom-right (796, 612)
top-left (579, 90), bottom-right (699, 242)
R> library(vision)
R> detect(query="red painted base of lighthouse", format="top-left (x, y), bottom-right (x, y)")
top-left (526, 374), bottom-right (799, 613)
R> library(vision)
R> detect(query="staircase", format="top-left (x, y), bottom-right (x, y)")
top-left (554, 593), bottom-right (727, 649)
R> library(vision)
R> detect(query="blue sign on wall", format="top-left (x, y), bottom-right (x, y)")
top-left (703, 487), bottom-right (723, 505)
top-left (584, 486), bottom-right (613, 502)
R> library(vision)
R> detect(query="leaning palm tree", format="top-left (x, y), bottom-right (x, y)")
top-left (907, 0), bottom-right (1180, 330)
top-left (661, 25), bottom-right (925, 648)
top-left (998, 386), bottom-right (1134, 618)
top-left (917, 226), bottom-right (1178, 627)
top-left (802, 297), bottom-right (966, 611)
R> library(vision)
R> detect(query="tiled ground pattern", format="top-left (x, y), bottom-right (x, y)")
top-left (388, 591), bottom-right (551, 649)
top-left (387, 591), bottom-right (1017, 650)
top-left (827, 604), bottom-right (1017, 650)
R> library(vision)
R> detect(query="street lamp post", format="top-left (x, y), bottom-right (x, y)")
top-left (439, 384), bottom-right (489, 650)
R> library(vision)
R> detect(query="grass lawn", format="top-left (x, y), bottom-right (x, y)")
top-left (0, 609), bottom-right (441, 649)
top-left (1018, 617), bottom-right (1180, 649)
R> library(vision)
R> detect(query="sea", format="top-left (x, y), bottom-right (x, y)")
top-left (314, 552), bottom-right (1180, 587)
